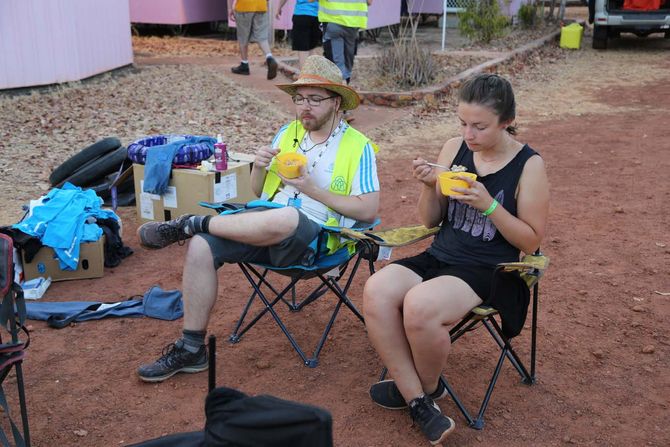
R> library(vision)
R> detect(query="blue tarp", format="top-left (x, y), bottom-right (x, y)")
top-left (25, 286), bottom-right (183, 328)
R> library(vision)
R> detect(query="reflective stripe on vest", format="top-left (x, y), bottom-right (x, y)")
top-left (318, 0), bottom-right (369, 29)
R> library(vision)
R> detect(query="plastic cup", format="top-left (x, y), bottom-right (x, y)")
top-left (438, 171), bottom-right (477, 196)
top-left (276, 153), bottom-right (307, 179)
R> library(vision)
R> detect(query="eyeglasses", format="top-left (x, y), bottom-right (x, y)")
top-left (291, 95), bottom-right (338, 106)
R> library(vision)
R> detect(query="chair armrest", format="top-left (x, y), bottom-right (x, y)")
top-left (497, 254), bottom-right (549, 289)
top-left (337, 224), bottom-right (439, 247)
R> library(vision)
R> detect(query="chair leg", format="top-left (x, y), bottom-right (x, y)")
top-left (229, 261), bottom-right (366, 368)
top-left (316, 273), bottom-right (364, 323)
top-left (485, 318), bottom-right (533, 384)
top-left (471, 347), bottom-right (508, 429)
top-left (15, 362), bottom-right (30, 446)
top-left (530, 283), bottom-right (539, 382)
top-left (439, 376), bottom-right (476, 428)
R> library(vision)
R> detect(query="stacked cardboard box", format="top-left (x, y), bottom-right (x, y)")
top-left (133, 152), bottom-right (257, 223)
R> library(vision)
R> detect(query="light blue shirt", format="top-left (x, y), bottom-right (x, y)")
top-left (294, 0), bottom-right (318, 16)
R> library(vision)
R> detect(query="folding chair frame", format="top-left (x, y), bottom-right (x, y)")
top-left (379, 255), bottom-right (544, 430)
top-left (228, 238), bottom-right (376, 368)
top-left (0, 234), bottom-right (31, 447)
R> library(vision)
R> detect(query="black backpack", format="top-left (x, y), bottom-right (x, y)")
top-left (204, 387), bottom-right (332, 447)
top-left (129, 387), bottom-right (333, 447)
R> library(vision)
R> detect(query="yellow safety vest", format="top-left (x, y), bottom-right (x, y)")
top-left (318, 0), bottom-right (369, 29)
top-left (234, 0), bottom-right (267, 13)
top-left (262, 120), bottom-right (377, 253)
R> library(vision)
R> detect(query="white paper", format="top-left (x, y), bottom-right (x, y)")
top-left (214, 173), bottom-right (237, 202)
top-left (140, 180), bottom-right (160, 200)
top-left (377, 246), bottom-right (393, 261)
top-left (162, 186), bottom-right (178, 208)
top-left (140, 192), bottom-right (154, 220)
top-left (98, 302), bottom-right (123, 311)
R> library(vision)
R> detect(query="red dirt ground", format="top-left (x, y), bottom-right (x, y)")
top-left (3, 35), bottom-right (670, 447)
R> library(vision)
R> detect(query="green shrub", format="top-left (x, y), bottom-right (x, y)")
top-left (458, 0), bottom-right (510, 43)
top-left (517, 3), bottom-right (538, 29)
top-left (375, 16), bottom-right (435, 88)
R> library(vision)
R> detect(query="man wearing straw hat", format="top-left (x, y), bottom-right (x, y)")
top-left (135, 55), bottom-right (380, 383)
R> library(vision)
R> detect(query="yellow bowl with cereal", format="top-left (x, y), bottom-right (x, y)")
top-left (276, 153), bottom-right (307, 179)
top-left (438, 171), bottom-right (477, 196)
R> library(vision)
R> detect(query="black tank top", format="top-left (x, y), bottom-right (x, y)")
top-left (428, 141), bottom-right (539, 267)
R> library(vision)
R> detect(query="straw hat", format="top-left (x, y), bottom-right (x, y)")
top-left (276, 55), bottom-right (360, 111)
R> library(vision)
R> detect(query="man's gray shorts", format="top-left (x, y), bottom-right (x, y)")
top-left (235, 11), bottom-right (270, 47)
top-left (198, 208), bottom-right (322, 269)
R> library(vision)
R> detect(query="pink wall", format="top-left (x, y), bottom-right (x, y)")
top-left (130, 0), bottom-right (229, 25)
top-left (408, 0), bottom-right (527, 17)
top-left (0, 0), bottom-right (133, 90)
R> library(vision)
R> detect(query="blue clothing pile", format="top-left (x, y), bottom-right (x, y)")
top-left (13, 183), bottom-right (119, 271)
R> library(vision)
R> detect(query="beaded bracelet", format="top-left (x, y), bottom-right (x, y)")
top-left (482, 199), bottom-right (499, 217)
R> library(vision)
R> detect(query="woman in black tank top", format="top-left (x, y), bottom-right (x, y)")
top-left (363, 74), bottom-right (550, 444)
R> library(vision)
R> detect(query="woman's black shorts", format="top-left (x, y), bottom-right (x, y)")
top-left (393, 251), bottom-right (495, 300)
top-left (291, 15), bottom-right (321, 51)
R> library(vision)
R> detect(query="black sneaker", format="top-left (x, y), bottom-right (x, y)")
top-left (231, 62), bottom-right (250, 75)
top-left (409, 395), bottom-right (455, 445)
top-left (137, 341), bottom-right (208, 383)
top-left (137, 214), bottom-right (194, 249)
top-left (369, 379), bottom-right (448, 410)
top-left (266, 56), bottom-right (278, 80)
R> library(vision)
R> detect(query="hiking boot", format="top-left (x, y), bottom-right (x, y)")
top-left (137, 214), bottom-right (194, 249)
top-left (231, 62), bottom-right (250, 75)
top-left (408, 395), bottom-right (455, 445)
top-left (369, 379), bottom-right (448, 410)
top-left (137, 341), bottom-right (208, 383)
top-left (266, 56), bottom-right (278, 80)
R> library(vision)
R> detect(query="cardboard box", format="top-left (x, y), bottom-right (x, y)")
top-left (133, 152), bottom-right (257, 223)
top-left (22, 237), bottom-right (105, 282)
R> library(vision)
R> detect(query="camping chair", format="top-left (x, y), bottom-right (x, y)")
top-left (0, 234), bottom-right (31, 447)
top-left (200, 201), bottom-right (380, 368)
top-left (343, 225), bottom-right (549, 430)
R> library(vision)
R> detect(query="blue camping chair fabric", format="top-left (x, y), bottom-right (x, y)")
top-left (200, 201), bottom-right (379, 368)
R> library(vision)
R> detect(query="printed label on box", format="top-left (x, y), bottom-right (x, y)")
top-left (162, 186), bottom-right (178, 208)
top-left (140, 192), bottom-right (155, 220)
top-left (140, 180), bottom-right (161, 200)
top-left (214, 173), bottom-right (238, 202)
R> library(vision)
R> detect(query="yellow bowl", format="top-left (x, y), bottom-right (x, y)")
top-left (438, 171), bottom-right (477, 196)
top-left (276, 153), bottom-right (307, 179)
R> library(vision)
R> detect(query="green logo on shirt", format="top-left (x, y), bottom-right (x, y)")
top-left (331, 176), bottom-right (347, 193)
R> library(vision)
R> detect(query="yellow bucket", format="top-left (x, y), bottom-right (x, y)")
top-left (560, 23), bottom-right (583, 49)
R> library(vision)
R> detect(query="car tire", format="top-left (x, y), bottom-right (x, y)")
top-left (57, 146), bottom-right (128, 188)
top-left (593, 25), bottom-right (608, 50)
top-left (49, 137), bottom-right (121, 186)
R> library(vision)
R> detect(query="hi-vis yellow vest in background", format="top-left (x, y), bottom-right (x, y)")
top-left (318, 0), bottom-right (369, 29)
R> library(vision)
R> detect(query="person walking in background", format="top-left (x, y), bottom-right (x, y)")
top-left (277, 0), bottom-right (321, 69)
top-left (229, 0), bottom-right (279, 79)
top-left (318, 0), bottom-right (372, 85)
